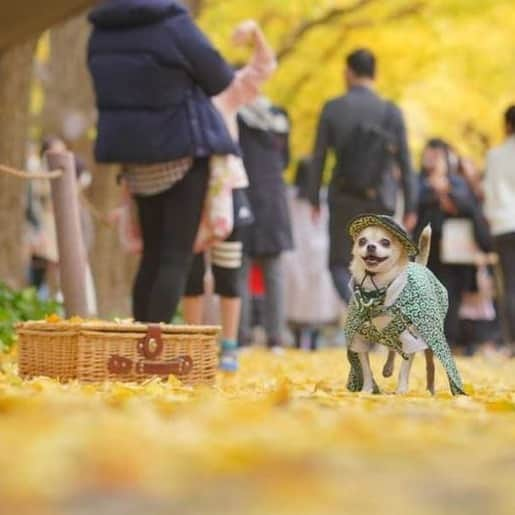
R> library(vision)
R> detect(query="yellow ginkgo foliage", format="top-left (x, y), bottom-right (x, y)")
top-left (0, 348), bottom-right (514, 515)
top-left (199, 0), bottom-right (515, 169)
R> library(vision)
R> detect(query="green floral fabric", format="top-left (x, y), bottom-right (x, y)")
top-left (345, 263), bottom-right (466, 395)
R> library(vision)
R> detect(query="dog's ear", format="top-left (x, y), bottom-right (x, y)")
top-left (349, 252), bottom-right (365, 279)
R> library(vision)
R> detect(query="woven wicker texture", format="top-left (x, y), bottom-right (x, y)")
top-left (17, 322), bottom-right (220, 386)
top-left (78, 331), bottom-right (218, 384)
top-left (18, 329), bottom-right (79, 381)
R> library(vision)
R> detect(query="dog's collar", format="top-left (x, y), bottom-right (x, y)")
top-left (354, 287), bottom-right (387, 314)
top-left (358, 271), bottom-right (385, 292)
top-left (354, 268), bottom-right (408, 310)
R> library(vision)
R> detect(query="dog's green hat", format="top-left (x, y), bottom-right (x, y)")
top-left (348, 214), bottom-right (419, 257)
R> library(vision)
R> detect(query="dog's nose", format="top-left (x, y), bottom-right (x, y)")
top-left (366, 244), bottom-right (377, 254)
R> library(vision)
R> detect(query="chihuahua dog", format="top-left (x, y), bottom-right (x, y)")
top-left (349, 223), bottom-right (435, 394)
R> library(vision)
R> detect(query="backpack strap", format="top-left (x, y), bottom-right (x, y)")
top-left (381, 101), bottom-right (398, 155)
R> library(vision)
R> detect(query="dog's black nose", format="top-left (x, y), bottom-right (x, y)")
top-left (366, 243), bottom-right (377, 254)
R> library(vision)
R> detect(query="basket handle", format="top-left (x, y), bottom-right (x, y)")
top-left (107, 354), bottom-right (193, 377)
top-left (137, 324), bottom-right (164, 359)
top-left (137, 356), bottom-right (193, 375)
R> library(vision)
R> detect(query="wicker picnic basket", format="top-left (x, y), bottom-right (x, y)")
top-left (17, 320), bottom-right (220, 385)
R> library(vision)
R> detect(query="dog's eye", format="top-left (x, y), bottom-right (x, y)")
top-left (380, 239), bottom-right (391, 248)
top-left (358, 237), bottom-right (367, 247)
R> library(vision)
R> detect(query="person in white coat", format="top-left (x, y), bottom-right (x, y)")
top-left (484, 105), bottom-right (515, 351)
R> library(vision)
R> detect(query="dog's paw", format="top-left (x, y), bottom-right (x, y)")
top-left (396, 385), bottom-right (409, 395)
top-left (382, 361), bottom-right (394, 378)
top-left (361, 384), bottom-right (375, 394)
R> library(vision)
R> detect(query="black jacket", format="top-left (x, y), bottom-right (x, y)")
top-left (309, 85), bottom-right (415, 213)
top-left (238, 108), bottom-right (293, 256)
top-left (415, 173), bottom-right (493, 254)
top-left (88, 0), bottom-right (237, 164)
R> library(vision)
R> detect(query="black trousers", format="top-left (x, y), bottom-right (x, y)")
top-left (184, 229), bottom-right (243, 298)
top-left (133, 159), bottom-right (209, 322)
top-left (495, 232), bottom-right (515, 342)
top-left (427, 248), bottom-right (469, 346)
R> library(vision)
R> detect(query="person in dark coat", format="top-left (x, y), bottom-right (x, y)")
top-left (88, 0), bottom-right (237, 323)
top-left (414, 139), bottom-right (490, 348)
top-left (238, 97), bottom-right (293, 348)
top-left (308, 48), bottom-right (416, 304)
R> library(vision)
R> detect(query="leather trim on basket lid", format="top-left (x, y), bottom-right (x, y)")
top-left (16, 320), bottom-right (221, 336)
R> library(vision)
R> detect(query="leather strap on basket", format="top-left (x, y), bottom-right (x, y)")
top-left (107, 355), bottom-right (132, 375)
top-left (108, 324), bottom-right (194, 377)
top-left (137, 324), bottom-right (164, 359)
top-left (108, 355), bottom-right (193, 376)
top-left (136, 356), bottom-right (193, 375)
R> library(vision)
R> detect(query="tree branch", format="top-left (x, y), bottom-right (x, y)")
top-left (276, 0), bottom-right (377, 62)
top-left (385, 1), bottom-right (426, 21)
top-left (276, 0), bottom-right (427, 63)
top-left (281, 2), bottom-right (428, 102)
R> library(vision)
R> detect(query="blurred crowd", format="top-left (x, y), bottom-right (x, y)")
top-left (24, 0), bottom-right (514, 369)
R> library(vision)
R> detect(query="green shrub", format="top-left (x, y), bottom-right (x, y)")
top-left (0, 283), bottom-right (62, 350)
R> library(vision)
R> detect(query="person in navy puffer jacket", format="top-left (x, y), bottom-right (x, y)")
top-left (88, 0), bottom-right (238, 323)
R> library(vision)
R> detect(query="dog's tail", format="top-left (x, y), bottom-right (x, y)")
top-left (415, 224), bottom-right (432, 267)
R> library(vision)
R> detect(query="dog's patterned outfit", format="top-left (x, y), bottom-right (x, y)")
top-left (345, 262), bottom-right (466, 395)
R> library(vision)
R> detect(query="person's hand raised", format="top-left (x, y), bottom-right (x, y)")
top-left (429, 173), bottom-right (450, 194)
top-left (232, 20), bottom-right (259, 46)
top-left (403, 212), bottom-right (417, 233)
top-left (428, 153), bottom-right (450, 194)
top-left (311, 206), bottom-right (322, 224)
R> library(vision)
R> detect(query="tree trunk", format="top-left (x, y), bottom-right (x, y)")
top-left (42, 15), bottom-right (136, 317)
top-left (0, 40), bottom-right (36, 286)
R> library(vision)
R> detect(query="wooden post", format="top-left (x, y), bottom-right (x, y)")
top-left (46, 151), bottom-right (89, 318)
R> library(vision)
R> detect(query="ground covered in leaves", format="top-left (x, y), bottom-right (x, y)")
top-left (1, 348), bottom-right (514, 515)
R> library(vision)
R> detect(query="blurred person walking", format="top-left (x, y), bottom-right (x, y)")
top-left (308, 48), bottom-right (416, 303)
top-left (88, 0), bottom-right (238, 323)
top-left (456, 157), bottom-right (498, 355)
top-left (283, 157), bottom-right (342, 351)
top-left (181, 20), bottom-right (276, 370)
top-left (415, 139), bottom-right (490, 349)
top-left (238, 97), bottom-right (293, 350)
top-left (484, 105), bottom-right (515, 353)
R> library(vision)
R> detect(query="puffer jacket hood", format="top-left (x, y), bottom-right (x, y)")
top-left (89, 0), bottom-right (186, 29)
